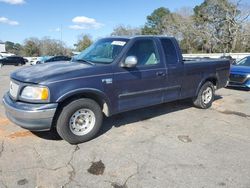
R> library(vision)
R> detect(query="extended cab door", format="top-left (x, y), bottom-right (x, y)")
top-left (113, 38), bottom-right (167, 112)
top-left (160, 38), bottom-right (183, 102)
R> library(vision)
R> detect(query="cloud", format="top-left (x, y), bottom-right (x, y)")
top-left (69, 16), bottom-right (103, 30)
top-left (0, 0), bottom-right (25, 5)
top-left (69, 25), bottom-right (86, 30)
top-left (0, 17), bottom-right (19, 25)
top-left (49, 27), bottom-right (61, 32)
top-left (55, 27), bottom-right (61, 32)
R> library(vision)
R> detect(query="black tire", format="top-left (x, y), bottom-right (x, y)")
top-left (193, 81), bottom-right (215, 109)
top-left (56, 98), bottom-right (103, 144)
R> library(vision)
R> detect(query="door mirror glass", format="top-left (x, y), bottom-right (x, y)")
top-left (122, 56), bottom-right (138, 68)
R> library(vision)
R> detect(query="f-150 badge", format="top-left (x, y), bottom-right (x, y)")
top-left (102, 78), bottom-right (113, 84)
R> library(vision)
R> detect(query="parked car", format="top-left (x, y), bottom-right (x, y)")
top-left (2, 36), bottom-right (230, 144)
top-left (228, 56), bottom-right (250, 89)
top-left (29, 57), bottom-right (39, 65)
top-left (35, 56), bottom-right (52, 64)
top-left (0, 56), bottom-right (26, 67)
top-left (46, 56), bottom-right (71, 63)
top-left (37, 56), bottom-right (71, 64)
top-left (23, 58), bottom-right (29, 63)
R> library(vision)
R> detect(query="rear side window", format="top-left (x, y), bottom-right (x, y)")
top-left (160, 39), bottom-right (178, 65)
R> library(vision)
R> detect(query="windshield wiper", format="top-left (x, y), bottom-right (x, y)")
top-left (74, 58), bottom-right (95, 66)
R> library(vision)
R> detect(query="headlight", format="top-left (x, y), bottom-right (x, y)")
top-left (21, 86), bottom-right (49, 101)
top-left (247, 75), bottom-right (250, 78)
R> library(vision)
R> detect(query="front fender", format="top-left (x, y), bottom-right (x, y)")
top-left (56, 88), bottom-right (112, 116)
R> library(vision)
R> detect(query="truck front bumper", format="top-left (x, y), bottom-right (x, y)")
top-left (2, 93), bottom-right (58, 131)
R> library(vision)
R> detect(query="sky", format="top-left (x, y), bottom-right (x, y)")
top-left (0, 0), bottom-right (247, 47)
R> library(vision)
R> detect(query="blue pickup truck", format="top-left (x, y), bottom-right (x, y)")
top-left (3, 36), bottom-right (230, 144)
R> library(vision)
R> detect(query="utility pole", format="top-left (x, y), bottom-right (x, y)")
top-left (60, 24), bottom-right (63, 55)
top-left (60, 24), bottom-right (63, 44)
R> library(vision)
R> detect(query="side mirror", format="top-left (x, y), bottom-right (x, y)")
top-left (121, 56), bottom-right (138, 68)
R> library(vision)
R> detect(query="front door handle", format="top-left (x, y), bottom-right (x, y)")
top-left (156, 71), bottom-right (166, 77)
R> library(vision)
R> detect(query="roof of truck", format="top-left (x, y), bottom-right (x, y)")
top-left (107, 35), bottom-right (175, 40)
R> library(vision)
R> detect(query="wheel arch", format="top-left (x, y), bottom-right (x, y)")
top-left (56, 88), bottom-right (112, 117)
top-left (195, 76), bottom-right (218, 96)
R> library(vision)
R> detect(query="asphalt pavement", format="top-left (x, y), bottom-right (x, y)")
top-left (0, 65), bottom-right (250, 188)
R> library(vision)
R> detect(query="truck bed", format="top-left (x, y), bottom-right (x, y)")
top-left (179, 58), bottom-right (230, 99)
top-left (183, 57), bottom-right (225, 63)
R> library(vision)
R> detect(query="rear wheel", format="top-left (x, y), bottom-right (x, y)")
top-left (193, 81), bottom-right (215, 109)
top-left (56, 98), bottom-right (103, 144)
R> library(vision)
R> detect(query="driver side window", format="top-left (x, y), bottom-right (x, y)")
top-left (126, 39), bottom-right (159, 66)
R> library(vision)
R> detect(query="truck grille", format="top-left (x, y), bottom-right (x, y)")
top-left (229, 74), bottom-right (246, 83)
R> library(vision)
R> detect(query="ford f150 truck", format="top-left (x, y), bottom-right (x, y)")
top-left (2, 36), bottom-right (230, 144)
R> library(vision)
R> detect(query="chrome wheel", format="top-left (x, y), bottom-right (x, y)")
top-left (202, 87), bottom-right (212, 104)
top-left (69, 108), bottom-right (96, 136)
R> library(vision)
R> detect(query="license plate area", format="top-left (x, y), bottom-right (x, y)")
top-left (9, 81), bottom-right (19, 99)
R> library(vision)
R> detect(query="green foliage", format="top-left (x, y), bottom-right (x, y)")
top-left (74, 34), bottom-right (93, 52)
top-left (193, 0), bottom-right (241, 52)
top-left (5, 41), bottom-right (22, 55)
top-left (138, 0), bottom-right (250, 53)
top-left (142, 7), bottom-right (172, 35)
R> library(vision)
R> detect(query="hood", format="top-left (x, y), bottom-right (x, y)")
top-left (11, 61), bottom-right (93, 84)
top-left (231, 65), bottom-right (250, 74)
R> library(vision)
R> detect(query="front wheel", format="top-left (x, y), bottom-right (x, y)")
top-left (193, 81), bottom-right (215, 109)
top-left (56, 98), bottom-right (103, 144)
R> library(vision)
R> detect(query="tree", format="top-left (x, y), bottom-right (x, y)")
top-left (74, 34), bottom-right (93, 52)
top-left (139, 1), bottom-right (249, 53)
top-left (39, 37), bottom-right (68, 56)
top-left (21, 37), bottom-right (71, 57)
top-left (193, 0), bottom-right (249, 53)
top-left (5, 41), bottom-right (22, 55)
top-left (141, 7), bottom-right (172, 35)
top-left (141, 7), bottom-right (200, 53)
top-left (169, 13), bottom-right (201, 53)
top-left (236, 21), bottom-right (250, 52)
top-left (111, 25), bottom-right (141, 36)
top-left (22, 38), bottom-right (40, 57)
top-left (5, 41), bottom-right (15, 52)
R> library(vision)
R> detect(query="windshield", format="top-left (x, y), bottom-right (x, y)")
top-left (74, 38), bottom-right (128, 64)
top-left (236, 57), bottom-right (250, 66)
